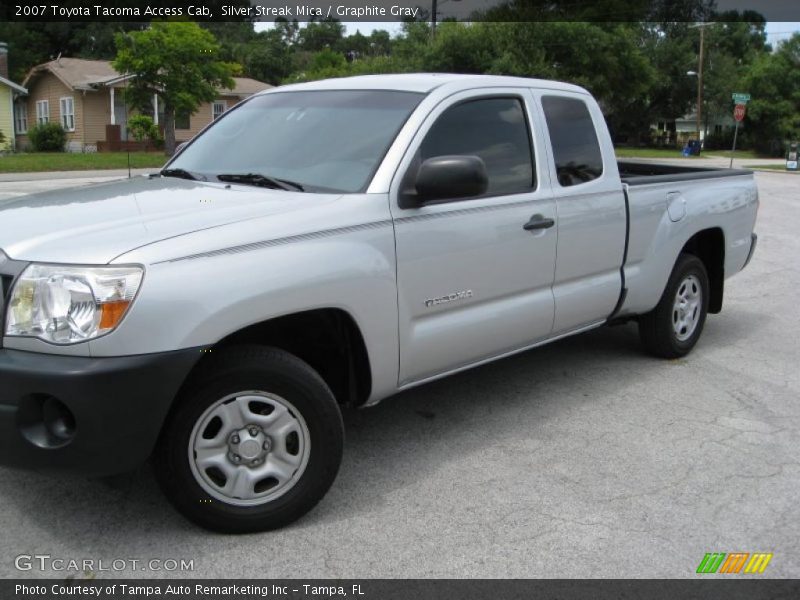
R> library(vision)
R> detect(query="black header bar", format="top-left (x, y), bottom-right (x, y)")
top-left (3, 0), bottom-right (800, 23)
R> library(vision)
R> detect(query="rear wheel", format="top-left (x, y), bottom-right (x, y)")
top-left (154, 346), bottom-right (343, 533)
top-left (639, 254), bottom-right (710, 358)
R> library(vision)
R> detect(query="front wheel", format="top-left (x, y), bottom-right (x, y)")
top-left (154, 346), bottom-right (344, 533)
top-left (639, 254), bottom-right (710, 359)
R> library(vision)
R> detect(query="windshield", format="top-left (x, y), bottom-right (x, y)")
top-left (167, 90), bottom-right (424, 193)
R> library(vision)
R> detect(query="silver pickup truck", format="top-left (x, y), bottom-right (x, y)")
top-left (0, 74), bottom-right (758, 532)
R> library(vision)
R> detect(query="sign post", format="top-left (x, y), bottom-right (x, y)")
top-left (729, 93), bottom-right (750, 168)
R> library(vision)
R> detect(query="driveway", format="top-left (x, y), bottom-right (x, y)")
top-left (0, 171), bottom-right (797, 579)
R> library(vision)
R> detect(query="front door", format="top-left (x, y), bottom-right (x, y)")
top-left (390, 90), bottom-right (557, 386)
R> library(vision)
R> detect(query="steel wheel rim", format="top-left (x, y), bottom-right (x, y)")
top-left (188, 391), bottom-right (311, 507)
top-left (672, 274), bottom-right (702, 342)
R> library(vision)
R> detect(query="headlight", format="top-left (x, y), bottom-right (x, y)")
top-left (5, 264), bottom-right (143, 345)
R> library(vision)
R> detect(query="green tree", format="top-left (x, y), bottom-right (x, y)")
top-left (741, 34), bottom-right (800, 154)
top-left (297, 20), bottom-right (346, 52)
top-left (391, 21), bottom-right (654, 142)
top-left (696, 18), bottom-right (768, 143)
top-left (113, 22), bottom-right (239, 156)
top-left (243, 29), bottom-right (294, 85)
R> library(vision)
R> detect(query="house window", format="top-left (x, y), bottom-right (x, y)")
top-left (36, 100), bottom-right (49, 125)
top-left (175, 110), bottom-right (190, 130)
top-left (212, 101), bottom-right (227, 120)
top-left (15, 102), bottom-right (28, 134)
top-left (60, 97), bottom-right (75, 131)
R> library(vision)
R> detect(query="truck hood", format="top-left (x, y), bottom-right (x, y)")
top-left (0, 176), bottom-right (339, 264)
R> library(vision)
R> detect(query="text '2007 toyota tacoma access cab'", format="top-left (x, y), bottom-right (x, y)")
top-left (0, 75), bottom-right (758, 532)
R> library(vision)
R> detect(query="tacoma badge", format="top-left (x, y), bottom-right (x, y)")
top-left (424, 290), bottom-right (474, 308)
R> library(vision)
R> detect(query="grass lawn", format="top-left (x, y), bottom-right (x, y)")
top-left (705, 149), bottom-right (774, 160)
top-left (616, 147), bottom-right (780, 160)
top-left (0, 152), bottom-right (167, 173)
top-left (615, 147), bottom-right (697, 159)
top-left (744, 164), bottom-right (799, 172)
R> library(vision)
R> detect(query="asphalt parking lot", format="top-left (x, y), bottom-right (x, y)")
top-left (0, 170), bottom-right (798, 579)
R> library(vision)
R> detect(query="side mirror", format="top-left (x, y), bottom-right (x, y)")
top-left (412, 155), bottom-right (488, 205)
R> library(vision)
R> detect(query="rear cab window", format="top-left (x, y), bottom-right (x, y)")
top-left (541, 95), bottom-right (604, 187)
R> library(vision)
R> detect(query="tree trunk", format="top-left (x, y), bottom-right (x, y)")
top-left (163, 104), bottom-right (176, 157)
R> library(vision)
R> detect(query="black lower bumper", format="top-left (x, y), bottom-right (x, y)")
top-left (0, 347), bottom-right (201, 476)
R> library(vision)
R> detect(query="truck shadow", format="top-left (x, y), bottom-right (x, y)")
top-left (306, 322), bottom-right (646, 526)
top-left (0, 313), bottom-right (765, 559)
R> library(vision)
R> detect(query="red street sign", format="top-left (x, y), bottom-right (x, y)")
top-left (734, 104), bottom-right (746, 122)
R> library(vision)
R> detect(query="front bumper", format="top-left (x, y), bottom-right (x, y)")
top-left (0, 347), bottom-right (201, 476)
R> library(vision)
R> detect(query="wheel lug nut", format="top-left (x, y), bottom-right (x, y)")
top-left (232, 454), bottom-right (241, 463)
top-left (263, 441), bottom-right (271, 450)
top-left (231, 434), bottom-right (240, 444)
top-left (248, 427), bottom-right (259, 436)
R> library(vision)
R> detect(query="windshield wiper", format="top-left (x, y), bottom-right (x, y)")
top-left (216, 173), bottom-right (304, 192)
top-left (160, 168), bottom-right (204, 181)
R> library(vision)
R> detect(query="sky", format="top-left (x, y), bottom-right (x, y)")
top-left (764, 21), bottom-right (800, 44)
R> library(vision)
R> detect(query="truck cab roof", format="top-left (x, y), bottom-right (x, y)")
top-left (262, 73), bottom-right (592, 96)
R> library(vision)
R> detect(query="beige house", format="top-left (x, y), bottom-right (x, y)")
top-left (15, 57), bottom-right (271, 152)
top-left (651, 111), bottom-right (739, 147)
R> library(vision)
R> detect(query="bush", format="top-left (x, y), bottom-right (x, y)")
top-left (28, 122), bottom-right (67, 152)
top-left (127, 114), bottom-right (163, 149)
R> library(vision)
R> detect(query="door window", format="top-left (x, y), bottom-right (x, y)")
top-left (416, 97), bottom-right (535, 197)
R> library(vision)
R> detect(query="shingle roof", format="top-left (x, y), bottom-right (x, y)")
top-left (227, 77), bottom-right (272, 96)
top-left (22, 58), bottom-right (271, 95)
top-left (24, 58), bottom-right (119, 90)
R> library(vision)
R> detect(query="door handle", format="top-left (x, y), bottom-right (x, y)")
top-left (523, 214), bottom-right (555, 231)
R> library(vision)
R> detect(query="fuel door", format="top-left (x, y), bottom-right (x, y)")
top-left (667, 191), bottom-right (686, 222)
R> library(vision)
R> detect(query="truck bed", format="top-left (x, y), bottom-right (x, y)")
top-left (618, 160), bottom-right (753, 185)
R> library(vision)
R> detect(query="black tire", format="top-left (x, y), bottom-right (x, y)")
top-left (639, 254), bottom-right (710, 359)
top-left (154, 345), bottom-right (343, 533)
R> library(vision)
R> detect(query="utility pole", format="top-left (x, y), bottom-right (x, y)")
top-left (696, 25), bottom-right (704, 141)
top-left (431, 0), bottom-right (461, 39)
top-left (690, 22), bottom-right (714, 144)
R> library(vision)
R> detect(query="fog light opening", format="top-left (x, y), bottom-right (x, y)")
top-left (18, 394), bottom-right (77, 449)
top-left (43, 397), bottom-right (76, 441)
